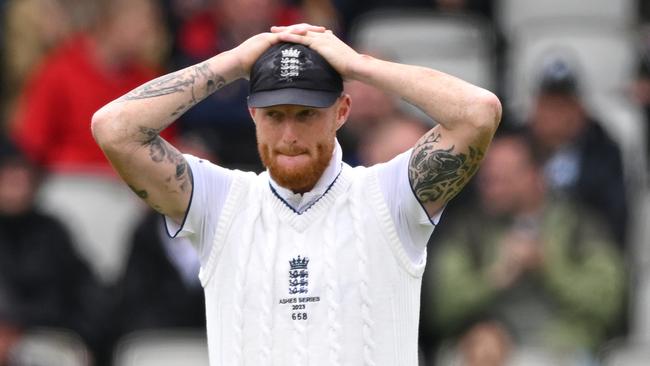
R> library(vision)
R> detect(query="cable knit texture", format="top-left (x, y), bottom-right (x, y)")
top-left (349, 183), bottom-right (377, 366)
top-left (259, 190), bottom-right (279, 364)
top-left (199, 165), bottom-right (426, 365)
top-left (324, 191), bottom-right (345, 366)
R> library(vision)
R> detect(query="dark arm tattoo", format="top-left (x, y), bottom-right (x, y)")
top-left (118, 62), bottom-right (226, 117)
top-left (408, 131), bottom-right (484, 204)
top-left (128, 184), bottom-right (148, 199)
top-left (138, 126), bottom-right (193, 196)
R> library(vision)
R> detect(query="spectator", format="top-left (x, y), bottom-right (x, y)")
top-left (338, 80), bottom-right (400, 164)
top-left (525, 57), bottom-right (629, 247)
top-left (0, 141), bottom-right (110, 365)
top-left (11, 0), bottom-right (168, 173)
top-left (357, 114), bottom-right (429, 166)
top-left (112, 212), bottom-right (205, 336)
top-left (295, 0), bottom-right (341, 33)
top-left (9, 0), bottom-right (171, 283)
top-left (425, 133), bottom-right (625, 365)
top-left (1, 0), bottom-right (72, 128)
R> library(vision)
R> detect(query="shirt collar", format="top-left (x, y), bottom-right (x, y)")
top-left (268, 139), bottom-right (342, 213)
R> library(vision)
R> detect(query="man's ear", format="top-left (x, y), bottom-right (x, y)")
top-left (248, 107), bottom-right (257, 124)
top-left (335, 94), bottom-right (351, 130)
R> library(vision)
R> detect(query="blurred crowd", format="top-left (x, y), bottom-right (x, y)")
top-left (0, 0), bottom-right (647, 365)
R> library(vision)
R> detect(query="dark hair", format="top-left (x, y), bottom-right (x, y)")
top-left (491, 127), bottom-right (545, 169)
top-left (0, 136), bottom-right (39, 181)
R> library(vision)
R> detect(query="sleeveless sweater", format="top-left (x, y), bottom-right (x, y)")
top-left (198, 163), bottom-right (426, 365)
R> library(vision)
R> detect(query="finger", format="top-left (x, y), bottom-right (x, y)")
top-left (271, 24), bottom-right (326, 35)
top-left (276, 32), bottom-right (309, 45)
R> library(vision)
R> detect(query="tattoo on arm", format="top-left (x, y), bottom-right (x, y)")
top-left (118, 62), bottom-right (226, 117)
top-left (134, 126), bottom-right (194, 199)
top-left (408, 131), bottom-right (484, 204)
top-left (128, 184), bottom-right (148, 199)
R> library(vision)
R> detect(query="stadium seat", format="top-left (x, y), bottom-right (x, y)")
top-left (349, 10), bottom-right (497, 90)
top-left (7, 328), bottom-right (91, 366)
top-left (497, 0), bottom-right (635, 35)
top-left (112, 329), bottom-right (209, 366)
top-left (349, 10), bottom-right (497, 121)
top-left (36, 174), bottom-right (146, 284)
top-left (504, 23), bottom-right (636, 121)
top-left (350, 10), bottom-right (496, 89)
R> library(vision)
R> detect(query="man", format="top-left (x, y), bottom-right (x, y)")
top-left (0, 141), bottom-right (111, 363)
top-left (526, 57), bottom-right (628, 247)
top-left (92, 24), bottom-right (501, 365)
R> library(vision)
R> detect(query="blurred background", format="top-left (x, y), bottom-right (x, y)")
top-left (0, 0), bottom-right (648, 365)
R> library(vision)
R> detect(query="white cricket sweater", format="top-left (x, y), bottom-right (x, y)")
top-left (198, 163), bottom-right (426, 366)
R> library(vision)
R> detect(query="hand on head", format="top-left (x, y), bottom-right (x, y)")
top-left (232, 24), bottom-right (360, 84)
top-left (270, 23), bottom-right (327, 36)
top-left (230, 24), bottom-right (327, 80)
top-left (271, 23), bottom-right (361, 80)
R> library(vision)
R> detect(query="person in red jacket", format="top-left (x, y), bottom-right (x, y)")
top-left (11, 0), bottom-right (172, 174)
top-left (9, 0), bottom-right (173, 283)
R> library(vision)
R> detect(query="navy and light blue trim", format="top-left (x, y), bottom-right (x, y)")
top-left (268, 165), bottom-right (343, 215)
top-left (163, 165), bottom-right (196, 238)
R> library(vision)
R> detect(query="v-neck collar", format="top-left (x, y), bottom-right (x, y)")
top-left (265, 165), bottom-right (351, 232)
top-left (267, 139), bottom-right (343, 214)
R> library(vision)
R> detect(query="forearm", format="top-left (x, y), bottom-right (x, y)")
top-left (349, 56), bottom-right (501, 213)
top-left (348, 55), bottom-right (501, 133)
top-left (92, 50), bottom-right (241, 147)
top-left (90, 50), bottom-right (242, 220)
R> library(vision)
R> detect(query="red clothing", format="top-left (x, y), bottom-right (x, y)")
top-left (12, 35), bottom-right (169, 175)
top-left (177, 7), bottom-right (303, 59)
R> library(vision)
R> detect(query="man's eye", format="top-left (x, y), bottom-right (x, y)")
top-left (267, 111), bottom-right (281, 119)
top-left (298, 110), bottom-right (316, 119)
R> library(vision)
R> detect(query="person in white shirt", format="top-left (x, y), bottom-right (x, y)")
top-left (92, 24), bottom-right (501, 366)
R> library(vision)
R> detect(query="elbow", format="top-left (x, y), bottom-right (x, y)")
top-left (469, 90), bottom-right (502, 134)
top-left (91, 105), bottom-right (123, 150)
top-left (90, 109), bottom-right (106, 144)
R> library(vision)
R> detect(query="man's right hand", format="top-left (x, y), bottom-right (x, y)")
top-left (489, 229), bottom-right (543, 289)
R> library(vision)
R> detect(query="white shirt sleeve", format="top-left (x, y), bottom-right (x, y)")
top-left (374, 149), bottom-right (443, 265)
top-left (164, 154), bottom-right (235, 265)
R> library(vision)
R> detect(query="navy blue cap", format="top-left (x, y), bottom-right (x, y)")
top-left (248, 42), bottom-right (343, 108)
top-left (537, 57), bottom-right (579, 95)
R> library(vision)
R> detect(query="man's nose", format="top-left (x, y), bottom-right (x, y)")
top-left (281, 120), bottom-right (300, 144)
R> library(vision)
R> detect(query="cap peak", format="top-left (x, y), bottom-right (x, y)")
top-left (248, 41), bottom-right (343, 108)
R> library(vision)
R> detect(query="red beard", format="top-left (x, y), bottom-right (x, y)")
top-left (258, 140), bottom-right (334, 193)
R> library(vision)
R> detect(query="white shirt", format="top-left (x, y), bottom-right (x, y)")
top-left (165, 140), bottom-right (441, 265)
